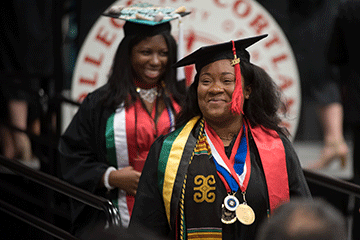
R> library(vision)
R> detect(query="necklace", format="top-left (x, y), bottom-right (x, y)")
top-left (136, 87), bottom-right (160, 103)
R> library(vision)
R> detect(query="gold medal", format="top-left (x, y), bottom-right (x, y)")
top-left (221, 204), bottom-right (237, 224)
top-left (235, 203), bottom-right (255, 225)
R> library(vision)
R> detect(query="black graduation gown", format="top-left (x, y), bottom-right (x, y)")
top-left (129, 121), bottom-right (311, 240)
top-left (58, 85), bottom-right (115, 235)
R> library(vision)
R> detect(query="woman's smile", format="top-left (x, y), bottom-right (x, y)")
top-left (197, 59), bottom-right (237, 122)
top-left (144, 68), bottom-right (162, 79)
top-left (208, 97), bottom-right (227, 103)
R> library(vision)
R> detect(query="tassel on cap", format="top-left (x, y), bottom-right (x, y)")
top-left (173, 34), bottom-right (268, 114)
top-left (230, 40), bottom-right (244, 115)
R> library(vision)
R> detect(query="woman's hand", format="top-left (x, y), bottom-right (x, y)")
top-left (108, 166), bottom-right (141, 196)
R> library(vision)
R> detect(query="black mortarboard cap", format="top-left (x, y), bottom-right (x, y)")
top-left (173, 34), bottom-right (268, 72)
top-left (102, 3), bottom-right (190, 37)
top-left (173, 34), bottom-right (268, 115)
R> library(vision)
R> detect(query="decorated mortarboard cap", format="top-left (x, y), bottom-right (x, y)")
top-left (174, 34), bottom-right (268, 115)
top-left (102, 3), bottom-right (190, 36)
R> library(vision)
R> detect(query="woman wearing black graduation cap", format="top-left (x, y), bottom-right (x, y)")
top-left (129, 34), bottom-right (311, 239)
top-left (58, 3), bottom-right (189, 235)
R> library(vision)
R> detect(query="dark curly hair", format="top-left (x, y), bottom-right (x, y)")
top-left (175, 61), bottom-right (289, 136)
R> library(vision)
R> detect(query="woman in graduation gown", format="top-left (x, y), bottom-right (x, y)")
top-left (58, 3), bottom-right (188, 236)
top-left (129, 34), bottom-right (311, 240)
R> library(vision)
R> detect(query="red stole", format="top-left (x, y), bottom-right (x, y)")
top-left (248, 121), bottom-right (290, 212)
top-left (125, 98), bottom-right (180, 215)
top-left (205, 119), bottom-right (290, 213)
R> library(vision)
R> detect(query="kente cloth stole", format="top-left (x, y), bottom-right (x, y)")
top-left (158, 117), bottom-right (289, 238)
top-left (185, 127), bottom-right (223, 240)
top-left (158, 116), bottom-right (201, 226)
top-left (185, 122), bottom-right (250, 240)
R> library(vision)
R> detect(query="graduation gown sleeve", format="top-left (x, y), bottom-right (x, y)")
top-left (280, 133), bottom-right (312, 198)
top-left (58, 90), bottom-right (110, 193)
top-left (58, 87), bottom-right (115, 235)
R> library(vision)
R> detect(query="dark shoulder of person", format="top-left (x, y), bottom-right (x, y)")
top-left (79, 84), bottom-right (110, 109)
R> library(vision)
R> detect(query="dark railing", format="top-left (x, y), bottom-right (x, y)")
top-left (0, 156), bottom-right (121, 239)
top-left (0, 198), bottom-right (78, 240)
top-left (304, 169), bottom-right (360, 198)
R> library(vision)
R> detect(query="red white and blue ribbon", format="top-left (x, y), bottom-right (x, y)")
top-left (204, 122), bottom-right (251, 193)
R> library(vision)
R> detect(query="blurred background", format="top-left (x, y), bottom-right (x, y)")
top-left (0, 0), bottom-right (358, 239)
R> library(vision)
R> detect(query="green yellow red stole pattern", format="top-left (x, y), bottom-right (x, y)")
top-left (158, 116), bottom-right (201, 225)
top-left (158, 116), bottom-right (290, 239)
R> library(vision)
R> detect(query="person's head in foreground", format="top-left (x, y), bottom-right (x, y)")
top-left (256, 198), bottom-right (347, 240)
